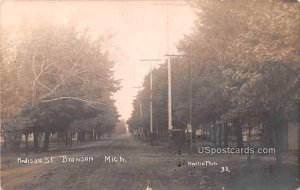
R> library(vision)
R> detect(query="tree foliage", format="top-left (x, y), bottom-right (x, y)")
top-left (1, 22), bottom-right (120, 151)
top-left (128, 0), bottom-right (300, 152)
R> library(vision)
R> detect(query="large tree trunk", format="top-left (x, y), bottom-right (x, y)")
top-left (212, 124), bottom-right (217, 147)
top-left (274, 124), bottom-right (282, 171)
top-left (90, 132), bottom-right (93, 141)
top-left (78, 131), bottom-right (84, 142)
top-left (223, 124), bottom-right (228, 147)
top-left (247, 126), bottom-right (252, 161)
top-left (57, 133), bottom-right (60, 146)
top-left (271, 111), bottom-right (285, 171)
top-left (13, 134), bottom-right (21, 152)
top-left (93, 131), bottom-right (96, 141)
top-left (65, 131), bottom-right (68, 147)
top-left (83, 131), bottom-right (86, 142)
top-left (70, 132), bottom-right (72, 148)
top-left (192, 127), bottom-right (196, 142)
top-left (33, 132), bottom-right (39, 153)
top-left (261, 120), bottom-right (274, 149)
top-left (85, 132), bottom-right (88, 142)
top-left (76, 132), bottom-right (80, 144)
top-left (25, 133), bottom-right (29, 151)
top-left (43, 131), bottom-right (50, 152)
top-left (218, 124), bottom-right (222, 147)
top-left (236, 123), bottom-right (243, 148)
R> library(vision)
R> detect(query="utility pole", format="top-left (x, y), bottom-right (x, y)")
top-left (133, 86), bottom-right (143, 140)
top-left (165, 54), bottom-right (192, 153)
top-left (188, 53), bottom-right (193, 154)
top-left (140, 59), bottom-right (161, 144)
top-left (165, 54), bottom-right (186, 148)
top-left (151, 1), bottom-right (187, 146)
top-left (150, 65), bottom-right (153, 140)
top-left (185, 40), bottom-right (194, 154)
top-left (167, 56), bottom-right (172, 146)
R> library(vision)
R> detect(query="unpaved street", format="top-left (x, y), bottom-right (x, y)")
top-left (1, 135), bottom-right (231, 190)
top-left (1, 134), bottom-right (298, 190)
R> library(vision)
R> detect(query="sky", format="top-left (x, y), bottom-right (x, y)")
top-left (0, 0), bottom-right (196, 120)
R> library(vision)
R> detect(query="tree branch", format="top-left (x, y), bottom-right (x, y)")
top-left (40, 97), bottom-right (104, 105)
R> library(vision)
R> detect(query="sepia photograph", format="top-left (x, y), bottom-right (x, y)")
top-left (0, 0), bottom-right (299, 189)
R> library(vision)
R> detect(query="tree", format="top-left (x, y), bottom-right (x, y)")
top-left (116, 119), bottom-right (127, 134)
top-left (1, 21), bottom-right (120, 152)
top-left (128, 1), bottom-right (300, 165)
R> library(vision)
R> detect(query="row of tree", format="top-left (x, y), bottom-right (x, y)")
top-left (1, 22), bottom-right (120, 152)
top-left (127, 0), bottom-right (300, 166)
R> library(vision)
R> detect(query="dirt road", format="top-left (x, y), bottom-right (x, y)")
top-left (1, 134), bottom-right (225, 190)
top-left (1, 134), bottom-right (299, 190)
